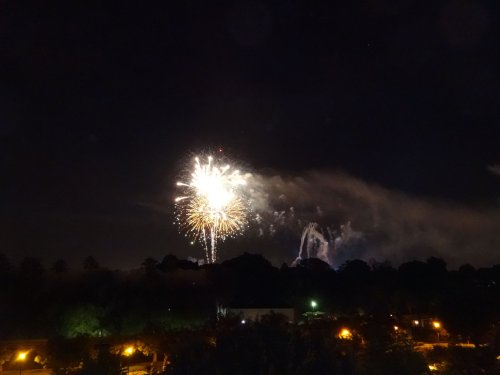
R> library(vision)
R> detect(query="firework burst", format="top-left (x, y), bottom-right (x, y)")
top-left (175, 155), bottom-right (249, 263)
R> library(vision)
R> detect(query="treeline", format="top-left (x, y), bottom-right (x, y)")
top-left (0, 253), bottom-right (500, 344)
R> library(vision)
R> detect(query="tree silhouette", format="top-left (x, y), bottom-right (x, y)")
top-left (19, 257), bottom-right (44, 279)
top-left (51, 259), bottom-right (68, 275)
top-left (0, 253), bottom-right (12, 274)
top-left (141, 257), bottom-right (159, 275)
top-left (83, 256), bottom-right (100, 272)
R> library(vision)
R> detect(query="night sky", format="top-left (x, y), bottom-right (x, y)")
top-left (0, 0), bottom-right (498, 269)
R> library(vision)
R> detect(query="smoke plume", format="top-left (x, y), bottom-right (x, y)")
top-left (247, 171), bottom-right (500, 268)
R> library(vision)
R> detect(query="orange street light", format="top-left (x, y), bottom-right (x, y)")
top-left (16, 351), bottom-right (28, 362)
top-left (339, 328), bottom-right (353, 340)
top-left (16, 351), bottom-right (28, 375)
top-left (122, 346), bottom-right (135, 375)
top-left (432, 321), bottom-right (442, 341)
top-left (123, 346), bottom-right (135, 356)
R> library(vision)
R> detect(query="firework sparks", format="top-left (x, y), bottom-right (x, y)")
top-left (175, 156), bottom-right (249, 263)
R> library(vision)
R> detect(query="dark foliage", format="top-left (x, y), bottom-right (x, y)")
top-left (0, 252), bottom-right (500, 374)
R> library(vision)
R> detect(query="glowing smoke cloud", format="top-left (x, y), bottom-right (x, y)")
top-left (291, 221), bottom-right (364, 268)
top-left (297, 223), bottom-right (329, 263)
top-left (175, 156), bottom-right (250, 263)
top-left (292, 222), bottom-right (330, 266)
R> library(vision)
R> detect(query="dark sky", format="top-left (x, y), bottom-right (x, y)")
top-left (0, 0), bottom-right (498, 269)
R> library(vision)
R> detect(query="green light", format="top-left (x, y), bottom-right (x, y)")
top-left (311, 300), bottom-right (317, 309)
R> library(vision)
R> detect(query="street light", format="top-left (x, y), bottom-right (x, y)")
top-left (16, 351), bottom-right (28, 375)
top-left (310, 300), bottom-right (317, 312)
top-left (122, 346), bottom-right (135, 374)
top-left (339, 328), bottom-right (353, 340)
top-left (432, 321), bottom-right (441, 342)
top-left (123, 346), bottom-right (135, 356)
top-left (16, 352), bottom-right (28, 362)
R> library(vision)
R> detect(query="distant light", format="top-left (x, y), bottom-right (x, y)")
top-left (339, 328), bottom-right (352, 340)
top-left (123, 346), bottom-right (135, 356)
top-left (433, 321), bottom-right (441, 329)
top-left (413, 320), bottom-right (419, 326)
top-left (393, 325), bottom-right (399, 331)
top-left (16, 351), bottom-right (28, 361)
top-left (241, 319), bottom-right (246, 324)
top-left (428, 364), bottom-right (438, 371)
top-left (311, 300), bottom-right (317, 309)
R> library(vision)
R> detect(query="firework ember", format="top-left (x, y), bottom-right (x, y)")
top-left (175, 155), bottom-right (249, 263)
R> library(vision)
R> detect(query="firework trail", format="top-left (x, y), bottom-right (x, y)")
top-left (175, 155), bottom-right (249, 263)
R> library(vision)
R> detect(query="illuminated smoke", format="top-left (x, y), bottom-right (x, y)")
top-left (291, 221), bottom-right (364, 268)
top-left (246, 171), bottom-right (500, 268)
